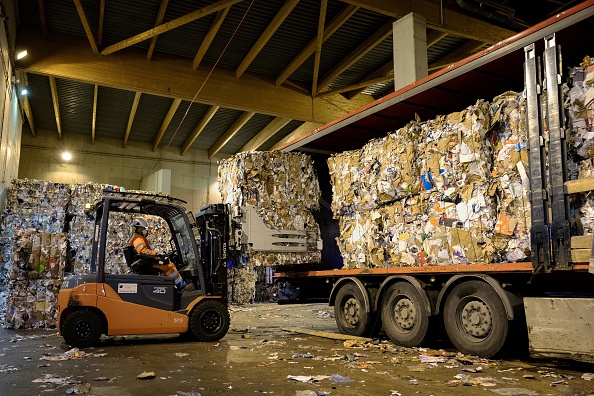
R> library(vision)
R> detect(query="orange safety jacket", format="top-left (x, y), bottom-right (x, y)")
top-left (128, 232), bottom-right (184, 286)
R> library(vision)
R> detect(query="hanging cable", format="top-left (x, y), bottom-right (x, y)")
top-left (161, 0), bottom-right (255, 155)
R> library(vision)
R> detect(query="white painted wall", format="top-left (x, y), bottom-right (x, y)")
top-left (0, 1), bottom-right (22, 212)
top-left (19, 129), bottom-right (225, 213)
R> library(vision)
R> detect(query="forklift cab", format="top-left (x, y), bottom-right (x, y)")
top-left (58, 191), bottom-right (229, 348)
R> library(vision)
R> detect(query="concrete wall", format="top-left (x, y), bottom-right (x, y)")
top-left (19, 129), bottom-right (225, 213)
top-left (0, 1), bottom-right (22, 212)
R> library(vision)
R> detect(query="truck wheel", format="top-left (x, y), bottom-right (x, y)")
top-left (381, 282), bottom-right (429, 347)
top-left (62, 310), bottom-right (103, 348)
top-left (443, 280), bottom-right (508, 358)
top-left (189, 300), bottom-right (230, 342)
top-left (334, 283), bottom-right (370, 337)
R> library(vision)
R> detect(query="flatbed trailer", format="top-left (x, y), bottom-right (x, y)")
top-left (275, 1), bottom-right (594, 361)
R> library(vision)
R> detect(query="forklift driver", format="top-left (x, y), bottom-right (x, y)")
top-left (128, 217), bottom-right (189, 290)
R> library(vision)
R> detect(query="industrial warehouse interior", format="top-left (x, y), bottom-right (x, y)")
top-left (1, 0), bottom-right (594, 395)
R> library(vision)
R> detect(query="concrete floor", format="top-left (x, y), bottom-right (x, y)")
top-left (1, 303), bottom-right (594, 396)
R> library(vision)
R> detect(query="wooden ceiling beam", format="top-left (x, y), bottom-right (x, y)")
top-left (241, 117), bottom-right (292, 152)
top-left (338, 0), bottom-right (515, 44)
top-left (318, 18), bottom-right (395, 90)
top-left (37, 0), bottom-right (47, 36)
top-left (208, 111), bottom-right (255, 158)
top-left (101, 0), bottom-right (242, 56)
top-left (18, 27), bottom-right (373, 123)
top-left (319, 75), bottom-right (394, 97)
top-left (98, 0), bottom-right (105, 48)
top-left (181, 105), bottom-right (219, 156)
top-left (152, 98), bottom-right (181, 152)
top-left (428, 39), bottom-right (487, 71)
top-left (193, 7), bottom-right (229, 70)
top-left (123, 92), bottom-right (141, 147)
top-left (276, 5), bottom-right (358, 87)
top-left (342, 30), bottom-right (446, 99)
top-left (22, 95), bottom-right (36, 136)
top-left (147, 0), bottom-right (169, 61)
top-left (48, 76), bottom-right (62, 140)
top-left (312, 0), bottom-right (327, 97)
top-left (270, 121), bottom-right (323, 151)
top-left (236, 0), bottom-right (300, 79)
top-left (92, 84), bottom-right (98, 144)
top-left (73, 0), bottom-right (99, 54)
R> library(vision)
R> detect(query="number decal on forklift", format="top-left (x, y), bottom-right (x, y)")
top-left (174, 318), bottom-right (184, 323)
top-left (153, 287), bottom-right (167, 294)
top-left (117, 284), bottom-right (138, 294)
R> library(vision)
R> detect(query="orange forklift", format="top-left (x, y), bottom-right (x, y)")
top-left (58, 190), bottom-right (231, 348)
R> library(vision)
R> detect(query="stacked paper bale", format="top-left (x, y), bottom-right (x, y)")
top-left (218, 151), bottom-right (322, 304)
top-left (566, 56), bottom-right (594, 235)
top-left (1, 179), bottom-right (70, 328)
top-left (68, 183), bottom-right (171, 275)
top-left (489, 92), bottom-right (531, 262)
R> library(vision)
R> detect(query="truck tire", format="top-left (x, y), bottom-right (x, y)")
top-left (62, 309), bottom-right (103, 348)
top-left (381, 282), bottom-right (429, 347)
top-left (334, 282), bottom-right (370, 337)
top-left (189, 300), bottom-right (230, 342)
top-left (443, 280), bottom-right (508, 358)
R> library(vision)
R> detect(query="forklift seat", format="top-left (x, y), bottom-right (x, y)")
top-left (123, 246), bottom-right (136, 267)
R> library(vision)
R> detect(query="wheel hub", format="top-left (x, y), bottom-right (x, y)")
top-left (394, 299), bottom-right (415, 330)
top-left (343, 298), bottom-right (360, 326)
top-left (461, 300), bottom-right (492, 338)
top-left (202, 311), bottom-right (221, 332)
top-left (74, 321), bottom-right (91, 339)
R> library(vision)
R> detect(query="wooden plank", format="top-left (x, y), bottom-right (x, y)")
top-left (181, 105), bottom-right (219, 156)
top-left (340, 0), bottom-right (515, 44)
top-left (276, 5), bottom-right (358, 86)
top-left (92, 84), bottom-right (98, 144)
top-left (102, 0), bottom-right (242, 55)
top-left (49, 76), bottom-right (62, 140)
top-left (208, 111), bottom-right (255, 158)
top-left (270, 122), bottom-right (323, 151)
top-left (193, 8), bottom-right (229, 70)
top-left (98, 0), bottom-right (105, 47)
top-left (283, 327), bottom-right (372, 342)
top-left (22, 95), bottom-right (36, 137)
top-left (123, 92), bottom-right (141, 147)
top-left (241, 117), bottom-right (291, 152)
top-left (37, 0), bottom-right (47, 36)
top-left (566, 177), bottom-right (594, 194)
top-left (570, 249), bottom-right (590, 263)
top-left (152, 98), bottom-right (181, 152)
top-left (571, 235), bottom-right (592, 249)
top-left (236, 0), bottom-right (300, 79)
top-left (318, 18), bottom-right (395, 89)
top-left (19, 26), bottom-right (372, 124)
top-left (147, 0), bottom-right (169, 61)
top-left (73, 0), bottom-right (99, 54)
top-left (311, 0), bottom-right (327, 96)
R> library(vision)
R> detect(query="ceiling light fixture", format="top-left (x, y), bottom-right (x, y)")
top-left (16, 50), bottom-right (27, 60)
top-left (19, 88), bottom-right (28, 96)
top-left (62, 151), bottom-right (72, 161)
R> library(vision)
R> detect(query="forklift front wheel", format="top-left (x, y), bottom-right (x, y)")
top-left (62, 309), bottom-right (103, 348)
top-left (189, 300), bottom-right (230, 342)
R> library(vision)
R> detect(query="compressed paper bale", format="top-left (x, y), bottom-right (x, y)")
top-left (218, 151), bottom-right (321, 212)
top-left (328, 150), bottom-right (361, 216)
top-left (6, 179), bottom-right (70, 212)
top-left (566, 56), bottom-right (594, 167)
top-left (417, 100), bottom-right (492, 195)
top-left (227, 266), bottom-right (256, 305)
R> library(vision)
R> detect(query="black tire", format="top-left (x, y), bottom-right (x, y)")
top-left (443, 280), bottom-right (509, 358)
top-left (334, 283), bottom-right (370, 337)
top-left (189, 300), bottom-right (230, 342)
top-left (62, 309), bottom-right (103, 348)
top-left (381, 282), bottom-right (429, 347)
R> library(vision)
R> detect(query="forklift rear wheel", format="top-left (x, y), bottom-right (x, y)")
top-left (189, 300), bottom-right (230, 342)
top-left (381, 282), bottom-right (429, 347)
top-left (62, 309), bottom-right (103, 348)
top-left (334, 282), bottom-right (370, 337)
